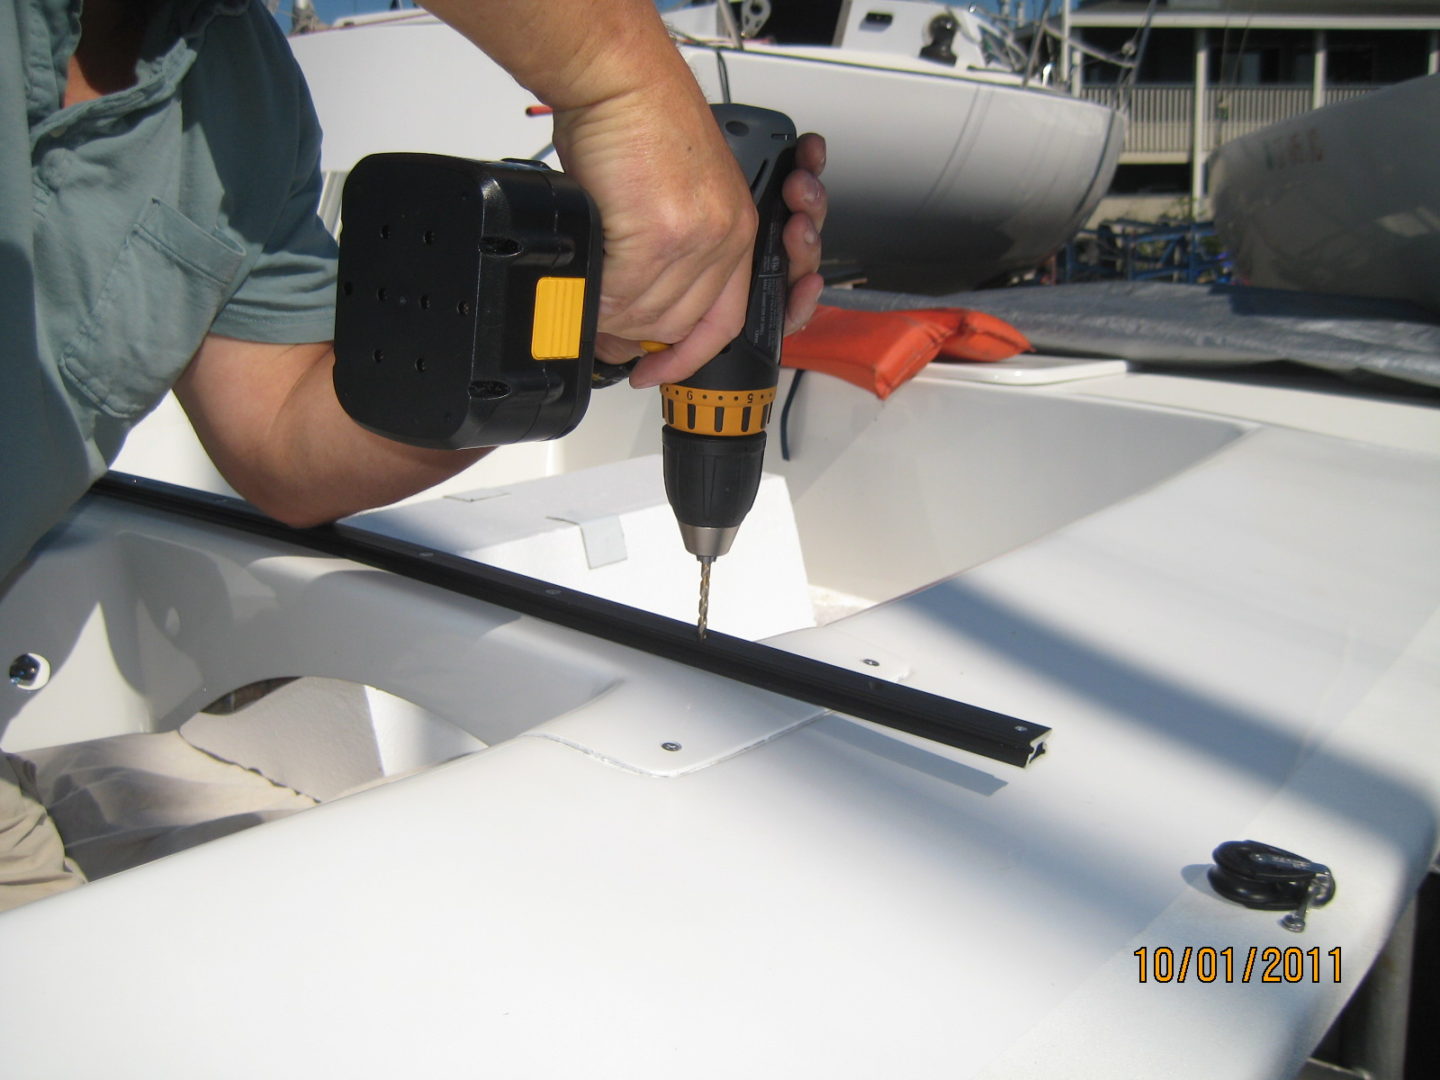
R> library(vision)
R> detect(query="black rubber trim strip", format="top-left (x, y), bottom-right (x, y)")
top-left (93, 473), bottom-right (1050, 768)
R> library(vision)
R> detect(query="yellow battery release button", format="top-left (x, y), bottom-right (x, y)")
top-left (531, 276), bottom-right (587, 360)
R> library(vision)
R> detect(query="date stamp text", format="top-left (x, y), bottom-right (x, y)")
top-left (1134, 946), bottom-right (1342, 984)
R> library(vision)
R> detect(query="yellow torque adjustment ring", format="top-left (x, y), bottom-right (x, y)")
top-left (661, 384), bottom-right (777, 436)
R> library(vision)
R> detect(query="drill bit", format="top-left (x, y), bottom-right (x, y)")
top-left (697, 556), bottom-right (714, 639)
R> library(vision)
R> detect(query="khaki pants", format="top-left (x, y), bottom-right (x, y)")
top-left (0, 752), bottom-right (86, 913)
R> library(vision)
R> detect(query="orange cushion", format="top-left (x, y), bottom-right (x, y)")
top-left (781, 305), bottom-right (1031, 399)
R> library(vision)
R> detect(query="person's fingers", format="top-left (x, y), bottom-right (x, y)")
top-left (795, 131), bottom-right (827, 183)
top-left (784, 147), bottom-right (828, 237)
top-left (598, 227), bottom-right (751, 346)
top-left (784, 272), bottom-right (825, 337)
top-left (627, 269), bottom-right (752, 388)
top-left (781, 135), bottom-right (827, 334)
top-left (782, 201), bottom-right (822, 282)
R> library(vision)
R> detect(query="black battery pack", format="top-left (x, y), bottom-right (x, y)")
top-left (333, 154), bottom-right (602, 449)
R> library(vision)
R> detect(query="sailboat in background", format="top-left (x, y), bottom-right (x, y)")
top-left (287, 0), bottom-right (1125, 291)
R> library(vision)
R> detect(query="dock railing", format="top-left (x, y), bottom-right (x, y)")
top-left (1083, 83), bottom-right (1383, 161)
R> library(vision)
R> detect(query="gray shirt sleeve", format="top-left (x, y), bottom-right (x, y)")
top-left (204, 7), bottom-right (338, 345)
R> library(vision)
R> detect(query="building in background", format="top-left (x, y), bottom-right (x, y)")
top-left (1065, 0), bottom-right (1440, 220)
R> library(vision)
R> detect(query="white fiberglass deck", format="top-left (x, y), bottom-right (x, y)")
top-left (3, 359), bottom-right (1439, 1078)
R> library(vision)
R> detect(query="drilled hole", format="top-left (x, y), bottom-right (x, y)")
top-left (415, 357), bottom-right (427, 373)
top-left (377, 287), bottom-right (388, 302)
top-left (423, 230), bottom-right (437, 245)
top-left (420, 295), bottom-right (431, 310)
top-left (373, 349), bottom-right (384, 363)
top-left (342, 281), bottom-right (354, 296)
top-left (457, 299), bottom-right (471, 316)
top-left (379, 224), bottom-right (391, 239)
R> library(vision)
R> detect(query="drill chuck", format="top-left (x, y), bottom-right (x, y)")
top-left (662, 427), bottom-right (766, 558)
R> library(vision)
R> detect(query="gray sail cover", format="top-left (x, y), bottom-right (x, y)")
top-left (826, 282), bottom-right (1440, 392)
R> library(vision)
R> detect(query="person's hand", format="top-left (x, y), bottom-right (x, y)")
top-left (594, 131), bottom-right (829, 388)
top-left (556, 100), bottom-right (828, 389)
top-left (416, 0), bottom-right (827, 390)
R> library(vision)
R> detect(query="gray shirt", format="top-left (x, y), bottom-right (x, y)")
top-left (2, 0), bottom-right (339, 578)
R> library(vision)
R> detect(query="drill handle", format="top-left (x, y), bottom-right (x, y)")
top-left (670, 105), bottom-right (796, 400)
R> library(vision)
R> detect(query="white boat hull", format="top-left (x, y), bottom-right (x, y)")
top-left (287, 16), bottom-right (1123, 291)
top-left (1210, 73), bottom-right (1440, 313)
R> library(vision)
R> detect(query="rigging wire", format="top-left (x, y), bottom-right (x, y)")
top-left (665, 26), bottom-right (734, 103)
top-left (1214, 0), bottom-right (1262, 146)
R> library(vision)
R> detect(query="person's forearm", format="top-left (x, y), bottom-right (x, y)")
top-left (176, 338), bottom-right (487, 528)
top-left (418, 0), bottom-right (700, 112)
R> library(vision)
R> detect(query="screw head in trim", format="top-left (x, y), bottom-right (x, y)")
top-left (8, 653), bottom-right (50, 691)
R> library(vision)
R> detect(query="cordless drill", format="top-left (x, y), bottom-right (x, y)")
top-left (332, 105), bottom-right (795, 638)
top-left (659, 105), bottom-right (796, 636)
